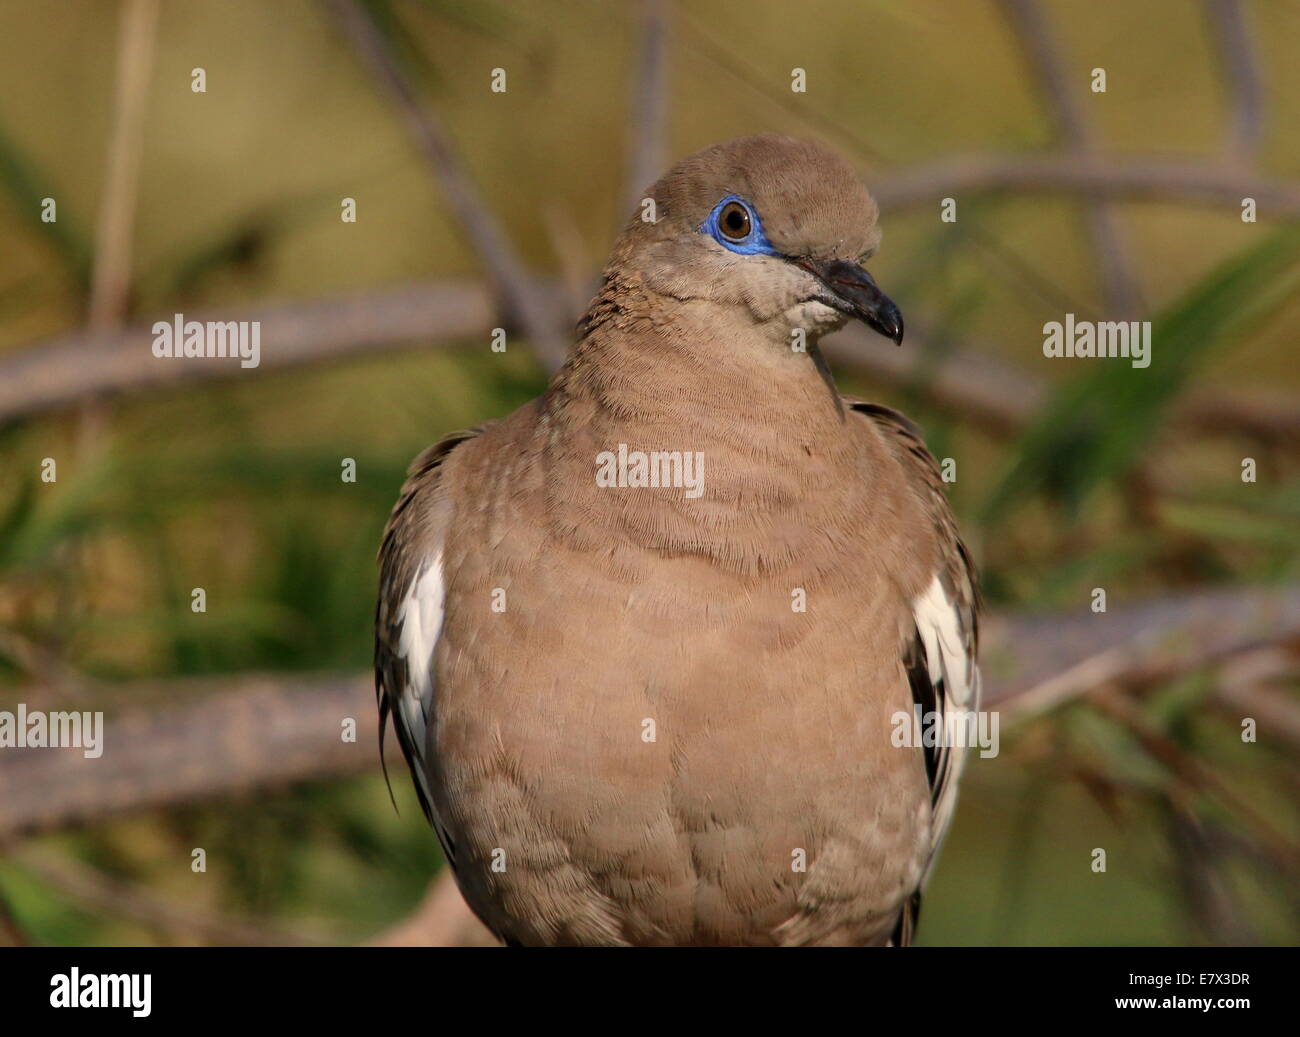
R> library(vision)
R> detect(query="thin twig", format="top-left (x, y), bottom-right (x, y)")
top-left (1004, 635), bottom-right (1297, 726)
top-left (1091, 689), bottom-right (1300, 872)
top-left (1165, 805), bottom-right (1255, 945)
top-left (871, 153), bottom-right (1300, 216)
top-left (1214, 652), bottom-right (1300, 752)
top-left (674, 9), bottom-right (890, 165)
top-left (323, 0), bottom-right (568, 369)
top-left (88, 0), bottom-right (158, 332)
top-left (999, 0), bottom-right (1142, 315)
top-left (623, 0), bottom-right (671, 215)
top-left (1204, 0), bottom-right (1264, 161)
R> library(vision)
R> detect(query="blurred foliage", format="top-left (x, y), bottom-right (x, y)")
top-left (0, 0), bottom-right (1297, 945)
top-left (983, 226), bottom-right (1300, 524)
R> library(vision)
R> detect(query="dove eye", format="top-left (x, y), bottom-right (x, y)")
top-left (719, 201), bottom-right (751, 240)
top-left (700, 194), bottom-right (778, 256)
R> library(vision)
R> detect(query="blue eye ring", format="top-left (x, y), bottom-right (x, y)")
top-left (700, 194), bottom-right (780, 256)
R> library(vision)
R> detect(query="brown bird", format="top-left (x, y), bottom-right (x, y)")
top-left (376, 134), bottom-right (980, 946)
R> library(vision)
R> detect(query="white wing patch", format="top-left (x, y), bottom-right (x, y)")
top-left (910, 571), bottom-right (981, 874)
top-left (395, 551), bottom-right (445, 814)
top-left (913, 573), bottom-right (977, 708)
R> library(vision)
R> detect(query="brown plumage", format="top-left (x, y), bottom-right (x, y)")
top-left (376, 134), bottom-right (980, 946)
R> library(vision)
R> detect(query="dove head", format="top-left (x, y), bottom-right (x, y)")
top-left (609, 134), bottom-right (902, 347)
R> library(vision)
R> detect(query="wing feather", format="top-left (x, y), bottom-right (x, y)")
top-left (850, 401), bottom-right (981, 943)
top-left (375, 428), bottom-right (482, 866)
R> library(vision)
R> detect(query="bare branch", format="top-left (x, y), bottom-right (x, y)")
top-left (829, 319), bottom-right (1300, 441)
top-left (623, 0), bottom-right (671, 215)
top-left (998, 0), bottom-right (1092, 147)
top-left (88, 0), bottom-right (159, 332)
top-left (999, 0), bottom-right (1141, 315)
top-left (1001, 632), bottom-right (1293, 725)
top-left (76, 0), bottom-right (161, 453)
top-left (2, 586), bottom-right (1296, 842)
top-left (322, 0), bottom-right (568, 369)
top-left (983, 585), bottom-right (1300, 712)
top-left (1171, 388), bottom-right (1300, 444)
top-left (0, 279), bottom-right (493, 424)
top-left (871, 154), bottom-right (1300, 216)
top-left (0, 672), bottom-right (377, 841)
top-left (4, 276), bottom-right (1299, 441)
top-left (1204, 0), bottom-right (1264, 160)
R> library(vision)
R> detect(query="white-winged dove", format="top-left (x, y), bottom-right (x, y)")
top-left (376, 134), bottom-right (980, 946)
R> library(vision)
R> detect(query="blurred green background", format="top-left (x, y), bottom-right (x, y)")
top-left (0, 0), bottom-right (1297, 945)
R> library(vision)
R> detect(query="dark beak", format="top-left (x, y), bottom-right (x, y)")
top-left (799, 258), bottom-right (904, 345)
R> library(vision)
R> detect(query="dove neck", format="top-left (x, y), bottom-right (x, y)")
top-left (552, 291), bottom-right (850, 446)
top-left (534, 290), bottom-right (873, 557)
